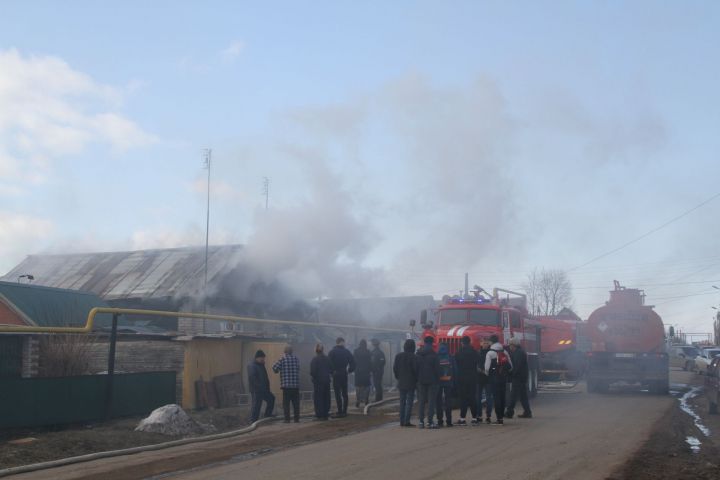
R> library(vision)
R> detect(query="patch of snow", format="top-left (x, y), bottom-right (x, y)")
top-left (135, 404), bottom-right (216, 436)
top-left (679, 386), bottom-right (711, 437)
top-left (686, 436), bottom-right (701, 453)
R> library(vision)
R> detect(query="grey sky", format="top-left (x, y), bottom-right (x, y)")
top-left (0, 1), bottom-right (718, 333)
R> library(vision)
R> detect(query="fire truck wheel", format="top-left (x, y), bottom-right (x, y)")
top-left (588, 380), bottom-right (608, 393)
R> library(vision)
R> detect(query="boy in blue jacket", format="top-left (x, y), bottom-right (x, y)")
top-left (435, 342), bottom-right (457, 427)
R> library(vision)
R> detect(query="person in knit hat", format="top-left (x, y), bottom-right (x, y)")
top-left (416, 336), bottom-right (441, 429)
top-left (247, 350), bottom-right (275, 423)
top-left (370, 338), bottom-right (386, 402)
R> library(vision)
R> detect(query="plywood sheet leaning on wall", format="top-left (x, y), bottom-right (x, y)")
top-left (182, 338), bottom-right (244, 409)
top-left (213, 372), bottom-right (244, 407)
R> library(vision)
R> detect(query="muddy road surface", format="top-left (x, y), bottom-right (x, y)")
top-left (12, 378), bottom-right (681, 480)
top-left (160, 386), bottom-right (671, 480)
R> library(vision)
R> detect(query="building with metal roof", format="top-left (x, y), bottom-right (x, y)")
top-left (1, 245), bottom-right (316, 334)
top-left (2, 245), bottom-right (244, 301)
top-left (0, 281), bottom-right (113, 379)
top-left (0, 281), bottom-right (110, 328)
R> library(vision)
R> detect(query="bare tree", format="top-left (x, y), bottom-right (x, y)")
top-left (522, 268), bottom-right (573, 316)
top-left (39, 334), bottom-right (97, 377)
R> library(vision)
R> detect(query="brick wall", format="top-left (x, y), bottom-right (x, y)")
top-left (21, 336), bottom-right (39, 378)
top-left (178, 316), bottom-right (205, 336)
top-left (0, 301), bottom-right (25, 325)
top-left (85, 338), bottom-right (185, 403)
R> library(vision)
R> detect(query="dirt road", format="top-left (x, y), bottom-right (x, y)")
top-left (10, 377), bottom-right (680, 480)
top-left (150, 386), bottom-right (672, 480)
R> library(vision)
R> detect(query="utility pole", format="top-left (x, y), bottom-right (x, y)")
top-left (202, 149), bottom-right (212, 325)
top-left (262, 177), bottom-right (270, 210)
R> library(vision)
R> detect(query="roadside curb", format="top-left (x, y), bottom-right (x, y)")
top-left (0, 416), bottom-right (280, 478)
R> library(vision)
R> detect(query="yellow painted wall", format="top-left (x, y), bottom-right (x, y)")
top-left (182, 339), bottom-right (396, 409)
top-left (182, 338), bottom-right (244, 409)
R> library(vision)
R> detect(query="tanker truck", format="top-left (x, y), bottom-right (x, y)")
top-left (585, 281), bottom-right (668, 394)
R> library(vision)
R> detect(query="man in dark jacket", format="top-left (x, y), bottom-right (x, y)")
top-left (393, 338), bottom-right (418, 427)
top-left (416, 336), bottom-right (441, 429)
top-left (247, 350), bottom-right (275, 423)
top-left (310, 343), bottom-right (332, 420)
top-left (454, 336), bottom-right (478, 425)
top-left (353, 339), bottom-right (372, 408)
top-left (477, 338), bottom-right (494, 424)
top-left (370, 338), bottom-right (385, 402)
top-left (370, 338), bottom-right (386, 402)
top-left (506, 337), bottom-right (532, 419)
top-left (328, 337), bottom-right (356, 417)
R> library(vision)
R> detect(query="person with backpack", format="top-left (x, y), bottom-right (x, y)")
top-left (506, 337), bottom-right (533, 419)
top-left (328, 337), bottom-right (356, 417)
top-left (393, 338), bottom-right (419, 427)
top-left (310, 343), bottom-right (332, 420)
top-left (416, 336), bottom-right (441, 429)
top-left (477, 338), bottom-right (494, 424)
top-left (435, 342), bottom-right (456, 427)
top-left (454, 335), bottom-right (478, 425)
top-left (483, 334), bottom-right (513, 425)
top-left (353, 339), bottom-right (372, 408)
top-left (370, 338), bottom-right (386, 402)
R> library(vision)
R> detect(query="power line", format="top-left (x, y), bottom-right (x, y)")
top-left (569, 190), bottom-right (720, 272)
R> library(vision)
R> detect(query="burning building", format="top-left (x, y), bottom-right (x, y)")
top-left (2, 245), bottom-right (318, 335)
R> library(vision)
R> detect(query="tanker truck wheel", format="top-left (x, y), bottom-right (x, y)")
top-left (587, 380), bottom-right (606, 393)
top-left (589, 381), bottom-right (609, 393)
top-left (650, 380), bottom-right (669, 395)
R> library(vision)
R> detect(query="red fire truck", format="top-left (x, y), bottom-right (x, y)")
top-left (418, 288), bottom-right (541, 396)
top-left (534, 314), bottom-right (587, 379)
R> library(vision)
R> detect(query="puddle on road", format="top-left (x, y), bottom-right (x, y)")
top-left (686, 436), bottom-right (701, 453)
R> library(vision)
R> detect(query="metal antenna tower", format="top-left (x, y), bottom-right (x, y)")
top-left (202, 149), bottom-right (212, 317)
top-left (262, 177), bottom-right (270, 210)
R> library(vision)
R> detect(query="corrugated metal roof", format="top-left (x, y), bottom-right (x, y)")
top-left (1, 245), bottom-right (244, 300)
top-left (0, 281), bottom-right (111, 328)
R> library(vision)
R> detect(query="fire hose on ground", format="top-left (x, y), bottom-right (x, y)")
top-left (0, 397), bottom-right (399, 478)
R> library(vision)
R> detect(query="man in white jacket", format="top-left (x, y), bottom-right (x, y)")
top-left (483, 335), bottom-right (513, 424)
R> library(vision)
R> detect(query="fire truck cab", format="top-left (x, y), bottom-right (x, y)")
top-left (419, 288), bottom-right (541, 396)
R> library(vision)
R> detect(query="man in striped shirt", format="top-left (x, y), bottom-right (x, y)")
top-left (273, 345), bottom-right (301, 423)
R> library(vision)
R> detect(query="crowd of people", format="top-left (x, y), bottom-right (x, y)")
top-left (246, 334), bottom-right (532, 428)
top-left (395, 334), bottom-right (532, 428)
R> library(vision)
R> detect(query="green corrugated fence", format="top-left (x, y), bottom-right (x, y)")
top-left (0, 371), bottom-right (176, 428)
